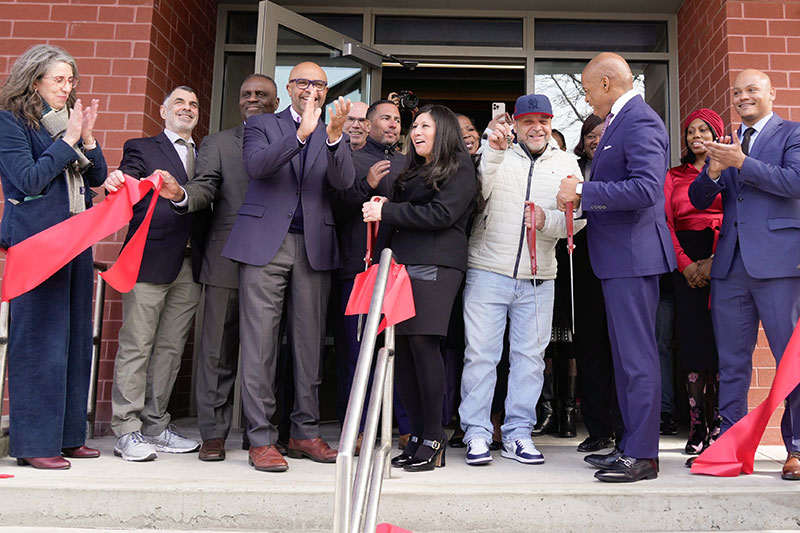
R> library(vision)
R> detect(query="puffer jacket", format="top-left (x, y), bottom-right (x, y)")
top-left (468, 138), bottom-right (585, 280)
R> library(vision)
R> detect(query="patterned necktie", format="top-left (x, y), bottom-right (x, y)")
top-left (740, 127), bottom-right (756, 156)
top-left (175, 138), bottom-right (195, 178)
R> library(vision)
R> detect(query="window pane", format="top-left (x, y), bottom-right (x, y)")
top-left (304, 13), bottom-right (363, 41)
top-left (535, 20), bottom-right (668, 53)
top-left (534, 60), bottom-right (668, 152)
top-left (226, 11), bottom-right (258, 45)
top-left (220, 52), bottom-right (256, 131)
top-left (375, 16), bottom-right (523, 47)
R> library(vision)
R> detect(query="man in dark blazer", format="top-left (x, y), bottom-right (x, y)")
top-left (558, 52), bottom-right (676, 482)
top-left (160, 74), bottom-right (280, 461)
top-left (107, 86), bottom-right (209, 462)
top-left (689, 69), bottom-right (800, 481)
top-left (221, 62), bottom-right (355, 472)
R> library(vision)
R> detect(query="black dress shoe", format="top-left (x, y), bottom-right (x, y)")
top-left (391, 435), bottom-right (420, 468)
top-left (594, 456), bottom-right (658, 483)
top-left (660, 412), bottom-right (678, 435)
top-left (403, 437), bottom-right (446, 472)
top-left (489, 440), bottom-right (502, 451)
top-left (577, 436), bottom-right (615, 453)
top-left (584, 447), bottom-right (622, 469)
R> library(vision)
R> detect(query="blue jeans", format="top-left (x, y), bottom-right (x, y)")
top-left (459, 268), bottom-right (553, 443)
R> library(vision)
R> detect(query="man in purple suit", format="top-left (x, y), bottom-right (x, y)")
top-left (558, 52), bottom-right (676, 482)
top-left (221, 62), bottom-right (355, 472)
top-left (689, 69), bottom-right (800, 481)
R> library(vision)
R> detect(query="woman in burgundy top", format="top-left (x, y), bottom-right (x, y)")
top-left (664, 108), bottom-right (724, 455)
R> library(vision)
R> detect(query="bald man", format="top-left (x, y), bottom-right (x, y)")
top-left (558, 52), bottom-right (676, 482)
top-left (343, 101), bottom-right (369, 150)
top-left (222, 62), bottom-right (355, 472)
top-left (689, 69), bottom-right (800, 481)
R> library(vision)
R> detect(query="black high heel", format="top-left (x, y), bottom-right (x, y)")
top-left (403, 437), bottom-right (446, 472)
top-left (391, 435), bottom-right (419, 468)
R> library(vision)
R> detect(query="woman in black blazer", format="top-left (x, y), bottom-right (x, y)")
top-left (362, 104), bottom-right (477, 471)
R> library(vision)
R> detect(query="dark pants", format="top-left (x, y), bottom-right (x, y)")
top-left (8, 250), bottom-right (93, 457)
top-left (395, 334), bottom-right (445, 441)
top-left (601, 275), bottom-right (661, 459)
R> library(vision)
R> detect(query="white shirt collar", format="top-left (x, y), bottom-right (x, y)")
top-left (163, 128), bottom-right (194, 146)
top-left (741, 112), bottom-right (773, 134)
top-left (289, 106), bottom-right (301, 123)
top-left (608, 89), bottom-right (639, 122)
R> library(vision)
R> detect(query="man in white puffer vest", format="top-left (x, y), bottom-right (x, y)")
top-left (459, 94), bottom-right (585, 466)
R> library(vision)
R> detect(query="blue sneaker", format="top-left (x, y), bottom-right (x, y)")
top-left (501, 438), bottom-right (545, 464)
top-left (465, 438), bottom-right (492, 465)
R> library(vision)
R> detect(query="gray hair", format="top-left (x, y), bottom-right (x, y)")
top-left (163, 85), bottom-right (196, 107)
top-left (0, 44), bottom-right (78, 129)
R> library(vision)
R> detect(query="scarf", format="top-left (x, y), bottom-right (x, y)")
top-left (40, 103), bottom-right (91, 215)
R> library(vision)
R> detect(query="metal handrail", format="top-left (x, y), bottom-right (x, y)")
top-left (0, 301), bottom-right (10, 450)
top-left (334, 248), bottom-right (396, 533)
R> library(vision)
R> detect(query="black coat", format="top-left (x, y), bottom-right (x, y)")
top-left (382, 152), bottom-right (477, 271)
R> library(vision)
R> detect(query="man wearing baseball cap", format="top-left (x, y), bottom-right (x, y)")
top-left (459, 94), bottom-right (585, 466)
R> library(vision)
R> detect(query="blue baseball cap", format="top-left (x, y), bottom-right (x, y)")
top-left (513, 94), bottom-right (553, 119)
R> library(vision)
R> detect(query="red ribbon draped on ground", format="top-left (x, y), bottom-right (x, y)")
top-left (691, 317), bottom-right (800, 476)
top-left (1, 173), bottom-right (162, 302)
top-left (345, 258), bottom-right (415, 333)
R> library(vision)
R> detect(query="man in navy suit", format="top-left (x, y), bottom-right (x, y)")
top-left (106, 86), bottom-right (209, 462)
top-left (222, 62), bottom-right (355, 472)
top-left (689, 69), bottom-right (800, 481)
top-left (558, 52), bottom-right (676, 482)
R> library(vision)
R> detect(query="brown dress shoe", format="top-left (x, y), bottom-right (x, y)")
top-left (61, 445), bottom-right (101, 458)
top-left (398, 433), bottom-right (410, 450)
top-left (17, 456), bottom-right (71, 469)
top-left (248, 445), bottom-right (288, 472)
top-left (198, 438), bottom-right (226, 462)
top-left (782, 451), bottom-right (800, 480)
top-left (287, 437), bottom-right (337, 463)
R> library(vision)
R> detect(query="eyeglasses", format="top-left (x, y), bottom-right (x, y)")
top-left (345, 117), bottom-right (367, 124)
top-left (289, 78), bottom-right (327, 90)
top-left (42, 76), bottom-right (79, 89)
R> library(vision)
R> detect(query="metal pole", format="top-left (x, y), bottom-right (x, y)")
top-left (381, 325), bottom-right (395, 480)
top-left (333, 249), bottom-right (393, 533)
top-left (86, 264), bottom-right (107, 439)
top-left (0, 301), bottom-right (10, 448)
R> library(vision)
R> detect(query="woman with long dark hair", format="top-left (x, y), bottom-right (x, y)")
top-left (362, 104), bottom-right (477, 471)
top-left (664, 108), bottom-right (724, 455)
top-left (0, 44), bottom-right (108, 469)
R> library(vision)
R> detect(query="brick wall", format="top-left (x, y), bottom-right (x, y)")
top-left (0, 0), bottom-right (218, 433)
top-left (677, 0), bottom-right (800, 445)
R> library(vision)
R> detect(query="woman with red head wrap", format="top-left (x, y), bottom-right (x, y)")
top-left (664, 108), bottom-right (725, 456)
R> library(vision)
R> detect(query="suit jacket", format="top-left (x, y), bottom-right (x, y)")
top-left (179, 123), bottom-right (248, 289)
top-left (381, 152), bottom-right (477, 271)
top-left (118, 132), bottom-right (209, 284)
top-left (581, 95), bottom-right (676, 279)
top-left (688, 113), bottom-right (800, 279)
top-left (222, 107), bottom-right (355, 270)
top-left (0, 110), bottom-right (107, 248)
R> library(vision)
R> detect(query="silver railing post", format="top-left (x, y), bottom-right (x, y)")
top-left (85, 262), bottom-right (107, 439)
top-left (334, 248), bottom-right (396, 533)
top-left (0, 301), bottom-right (10, 457)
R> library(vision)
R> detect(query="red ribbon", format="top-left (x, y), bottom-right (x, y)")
top-left (525, 201), bottom-right (537, 275)
top-left (345, 258), bottom-right (415, 333)
top-left (1, 173), bottom-right (162, 301)
top-left (691, 317), bottom-right (800, 476)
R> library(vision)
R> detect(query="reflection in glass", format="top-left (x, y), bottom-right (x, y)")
top-left (534, 60), bottom-right (668, 151)
top-left (221, 52), bottom-right (256, 131)
top-left (535, 20), bottom-right (668, 53)
top-left (226, 11), bottom-right (258, 45)
top-left (375, 16), bottom-right (523, 47)
top-left (304, 13), bottom-right (364, 41)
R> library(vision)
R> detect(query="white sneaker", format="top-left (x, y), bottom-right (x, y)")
top-left (465, 438), bottom-right (492, 465)
top-left (501, 438), bottom-right (545, 464)
top-left (143, 425), bottom-right (200, 453)
top-left (114, 431), bottom-right (158, 462)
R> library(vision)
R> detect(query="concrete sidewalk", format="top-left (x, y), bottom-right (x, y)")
top-left (0, 418), bottom-right (798, 532)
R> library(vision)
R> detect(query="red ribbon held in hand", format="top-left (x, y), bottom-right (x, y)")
top-left (1, 172), bottom-right (163, 301)
top-left (346, 258), bottom-right (415, 333)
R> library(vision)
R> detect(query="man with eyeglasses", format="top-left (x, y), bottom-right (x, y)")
top-left (221, 61), bottom-right (355, 472)
top-left (159, 74), bottom-right (280, 462)
top-left (342, 101), bottom-right (369, 151)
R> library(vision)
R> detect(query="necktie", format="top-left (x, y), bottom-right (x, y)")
top-left (740, 127), bottom-right (756, 156)
top-left (175, 138), bottom-right (195, 178)
top-left (600, 112), bottom-right (615, 139)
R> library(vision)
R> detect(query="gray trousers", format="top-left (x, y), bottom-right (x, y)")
top-left (195, 284), bottom-right (240, 441)
top-left (239, 233), bottom-right (331, 447)
top-left (111, 258), bottom-right (201, 437)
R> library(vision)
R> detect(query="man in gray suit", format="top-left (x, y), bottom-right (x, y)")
top-left (160, 74), bottom-right (279, 461)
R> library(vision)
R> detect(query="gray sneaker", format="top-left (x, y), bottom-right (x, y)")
top-left (114, 431), bottom-right (158, 462)
top-left (144, 425), bottom-right (200, 453)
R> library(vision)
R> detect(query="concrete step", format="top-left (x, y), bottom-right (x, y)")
top-left (0, 419), bottom-right (798, 532)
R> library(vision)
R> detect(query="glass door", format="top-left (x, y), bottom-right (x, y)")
top-left (256, 1), bottom-right (383, 114)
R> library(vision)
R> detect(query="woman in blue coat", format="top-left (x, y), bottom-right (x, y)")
top-left (0, 44), bottom-right (108, 469)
